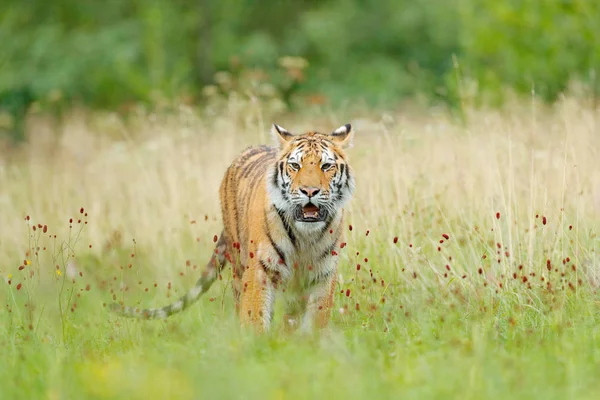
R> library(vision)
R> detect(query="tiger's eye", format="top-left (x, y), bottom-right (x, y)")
top-left (288, 162), bottom-right (301, 171)
top-left (321, 163), bottom-right (333, 171)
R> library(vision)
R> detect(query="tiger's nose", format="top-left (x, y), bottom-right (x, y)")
top-left (300, 186), bottom-right (321, 198)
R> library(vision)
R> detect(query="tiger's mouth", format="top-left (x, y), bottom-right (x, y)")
top-left (302, 203), bottom-right (320, 219)
top-left (295, 203), bottom-right (326, 223)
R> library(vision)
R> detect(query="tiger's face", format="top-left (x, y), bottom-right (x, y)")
top-left (268, 124), bottom-right (355, 230)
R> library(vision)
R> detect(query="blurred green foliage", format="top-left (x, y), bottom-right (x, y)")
top-left (460, 0), bottom-right (600, 105)
top-left (1, 0), bottom-right (599, 139)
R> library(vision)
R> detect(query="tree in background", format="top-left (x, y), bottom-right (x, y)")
top-left (1, 0), bottom-right (599, 141)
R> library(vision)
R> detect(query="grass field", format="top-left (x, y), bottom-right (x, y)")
top-left (1, 98), bottom-right (599, 399)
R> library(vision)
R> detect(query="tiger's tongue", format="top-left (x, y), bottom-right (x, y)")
top-left (302, 204), bottom-right (319, 218)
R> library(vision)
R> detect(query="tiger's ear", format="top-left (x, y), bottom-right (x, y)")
top-left (271, 124), bottom-right (294, 148)
top-left (330, 123), bottom-right (353, 149)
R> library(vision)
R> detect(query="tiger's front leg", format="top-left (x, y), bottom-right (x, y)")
top-left (299, 267), bottom-right (338, 332)
top-left (239, 259), bottom-right (276, 332)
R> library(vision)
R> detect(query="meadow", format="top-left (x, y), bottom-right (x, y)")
top-left (1, 98), bottom-right (599, 399)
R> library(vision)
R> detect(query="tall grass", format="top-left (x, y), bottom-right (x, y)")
top-left (1, 98), bottom-right (599, 399)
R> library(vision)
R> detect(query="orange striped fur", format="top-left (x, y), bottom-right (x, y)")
top-left (111, 123), bottom-right (355, 331)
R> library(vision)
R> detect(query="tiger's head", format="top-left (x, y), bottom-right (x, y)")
top-left (268, 123), bottom-right (355, 231)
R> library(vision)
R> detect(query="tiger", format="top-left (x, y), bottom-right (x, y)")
top-left (111, 123), bottom-right (355, 331)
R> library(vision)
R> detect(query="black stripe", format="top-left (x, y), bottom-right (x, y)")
top-left (242, 147), bottom-right (262, 158)
top-left (320, 138), bottom-right (334, 148)
top-left (275, 207), bottom-right (296, 247)
top-left (344, 163), bottom-right (351, 188)
top-left (266, 228), bottom-right (286, 265)
top-left (310, 267), bottom-right (335, 285)
top-left (259, 259), bottom-right (269, 271)
top-left (246, 160), bottom-right (269, 190)
top-left (240, 153), bottom-right (268, 178)
top-left (260, 259), bottom-right (281, 287)
top-left (321, 268), bottom-right (335, 280)
top-left (231, 176), bottom-right (241, 245)
top-left (316, 215), bottom-right (334, 242)
top-left (271, 164), bottom-right (280, 188)
top-left (241, 145), bottom-right (269, 160)
top-left (336, 164), bottom-right (345, 189)
top-left (319, 240), bottom-right (338, 261)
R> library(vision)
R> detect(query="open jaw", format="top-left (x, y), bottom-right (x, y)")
top-left (295, 203), bottom-right (326, 222)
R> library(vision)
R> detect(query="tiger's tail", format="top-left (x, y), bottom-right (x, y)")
top-left (110, 233), bottom-right (228, 319)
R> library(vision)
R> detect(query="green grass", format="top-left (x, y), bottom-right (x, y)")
top-left (1, 100), bottom-right (599, 399)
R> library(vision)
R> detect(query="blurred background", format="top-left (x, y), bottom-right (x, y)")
top-left (1, 0), bottom-right (599, 142)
